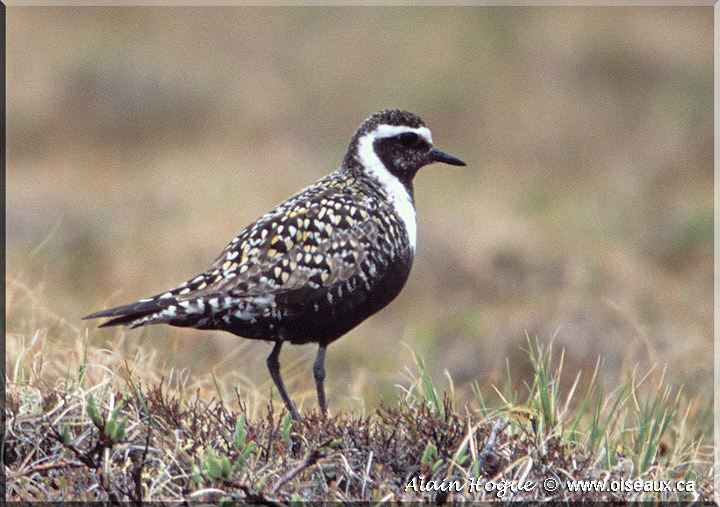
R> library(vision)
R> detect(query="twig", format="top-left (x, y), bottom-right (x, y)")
top-left (7, 459), bottom-right (86, 478)
top-left (361, 450), bottom-right (374, 498)
top-left (221, 478), bottom-right (287, 506)
top-left (48, 426), bottom-right (97, 469)
top-left (271, 440), bottom-right (333, 495)
top-left (477, 418), bottom-right (508, 471)
top-left (129, 423), bottom-right (152, 505)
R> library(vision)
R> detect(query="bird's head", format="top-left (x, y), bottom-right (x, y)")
top-left (345, 109), bottom-right (466, 186)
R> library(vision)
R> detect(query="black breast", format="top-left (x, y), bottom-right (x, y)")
top-left (276, 246), bottom-right (413, 345)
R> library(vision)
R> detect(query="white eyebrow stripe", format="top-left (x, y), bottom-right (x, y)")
top-left (369, 124), bottom-right (433, 144)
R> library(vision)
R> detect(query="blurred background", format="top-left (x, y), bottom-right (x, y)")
top-left (7, 7), bottom-right (712, 418)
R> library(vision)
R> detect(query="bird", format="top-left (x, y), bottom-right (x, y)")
top-left (84, 109), bottom-right (466, 421)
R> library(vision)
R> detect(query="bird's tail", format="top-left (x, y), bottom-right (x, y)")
top-left (83, 288), bottom-right (242, 330)
top-left (83, 297), bottom-right (178, 328)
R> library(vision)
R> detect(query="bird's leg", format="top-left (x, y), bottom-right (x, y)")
top-left (266, 340), bottom-right (301, 421)
top-left (313, 343), bottom-right (328, 417)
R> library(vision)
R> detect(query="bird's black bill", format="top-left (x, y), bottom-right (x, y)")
top-left (429, 147), bottom-right (466, 166)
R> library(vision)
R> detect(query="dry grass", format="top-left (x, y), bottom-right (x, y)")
top-left (5, 311), bottom-right (713, 502)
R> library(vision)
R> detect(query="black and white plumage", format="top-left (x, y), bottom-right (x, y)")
top-left (84, 109), bottom-right (466, 421)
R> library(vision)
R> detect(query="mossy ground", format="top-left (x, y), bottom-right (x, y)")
top-left (6, 332), bottom-right (713, 502)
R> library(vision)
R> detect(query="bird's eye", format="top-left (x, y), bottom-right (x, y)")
top-left (397, 132), bottom-right (421, 147)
